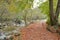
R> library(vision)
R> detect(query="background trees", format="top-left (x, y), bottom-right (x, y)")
top-left (0, 0), bottom-right (34, 26)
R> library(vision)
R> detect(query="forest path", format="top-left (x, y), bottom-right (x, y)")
top-left (13, 21), bottom-right (60, 40)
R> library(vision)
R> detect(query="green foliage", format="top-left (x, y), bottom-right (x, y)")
top-left (3, 26), bottom-right (17, 32)
top-left (39, 0), bottom-right (58, 25)
top-left (7, 0), bottom-right (34, 12)
top-left (39, 1), bottom-right (49, 16)
top-left (39, 0), bottom-right (57, 16)
top-left (0, 0), bottom-right (34, 22)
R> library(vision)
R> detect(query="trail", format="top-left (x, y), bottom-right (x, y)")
top-left (13, 21), bottom-right (60, 40)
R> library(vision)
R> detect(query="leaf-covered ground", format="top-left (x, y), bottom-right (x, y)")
top-left (13, 21), bottom-right (60, 40)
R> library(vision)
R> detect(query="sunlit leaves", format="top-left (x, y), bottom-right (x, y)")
top-left (0, 0), bottom-right (34, 21)
top-left (8, 3), bottom-right (17, 12)
top-left (0, 0), bottom-right (34, 13)
top-left (39, 0), bottom-right (57, 16)
top-left (16, 0), bottom-right (33, 12)
top-left (39, 1), bottom-right (49, 15)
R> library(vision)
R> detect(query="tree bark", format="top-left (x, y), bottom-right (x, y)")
top-left (49, 0), bottom-right (55, 26)
top-left (54, 0), bottom-right (60, 25)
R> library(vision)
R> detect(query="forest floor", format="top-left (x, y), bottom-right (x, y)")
top-left (13, 21), bottom-right (60, 40)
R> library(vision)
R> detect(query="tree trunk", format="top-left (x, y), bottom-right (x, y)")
top-left (47, 0), bottom-right (60, 33)
top-left (49, 0), bottom-right (55, 26)
top-left (54, 0), bottom-right (60, 25)
top-left (24, 13), bottom-right (27, 26)
top-left (23, 10), bottom-right (28, 26)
